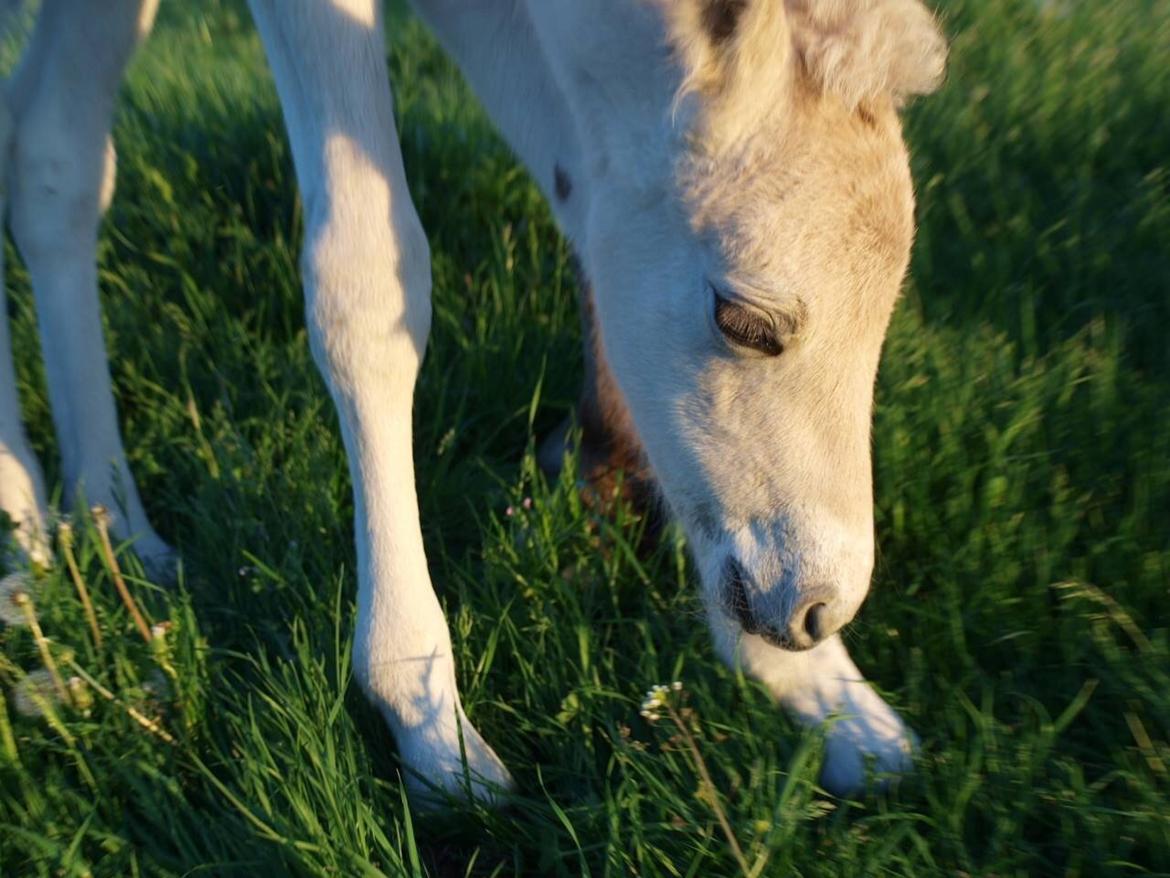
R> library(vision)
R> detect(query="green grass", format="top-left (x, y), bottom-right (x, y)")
top-left (2, 0), bottom-right (1169, 874)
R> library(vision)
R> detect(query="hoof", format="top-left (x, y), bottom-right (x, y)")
top-left (0, 468), bottom-right (51, 572)
top-left (817, 684), bottom-right (917, 796)
top-left (398, 714), bottom-right (514, 810)
top-left (132, 533), bottom-right (179, 584)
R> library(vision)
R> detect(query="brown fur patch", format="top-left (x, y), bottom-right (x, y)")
top-left (538, 273), bottom-right (658, 527)
top-left (554, 163), bottom-right (572, 202)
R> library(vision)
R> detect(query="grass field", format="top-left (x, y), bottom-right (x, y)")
top-left (2, 0), bottom-right (1169, 874)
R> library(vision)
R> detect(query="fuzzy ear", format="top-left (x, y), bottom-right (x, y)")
top-left (788, 0), bottom-right (947, 109)
top-left (653, 0), bottom-right (795, 144)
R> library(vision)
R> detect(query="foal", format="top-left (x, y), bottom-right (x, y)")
top-left (0, 0), bottom-right (945, 803)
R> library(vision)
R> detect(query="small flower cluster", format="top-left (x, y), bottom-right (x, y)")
top-left (2, 507), bottom-right (179, 742)
top-left (639, 680), bottom-right (683, 722)
top-left (637, 680), bottom-right (754, 875)
top-left (504, 496), bottom-right (534, 518)
top-left (12, 668), bottom-right (62, 718)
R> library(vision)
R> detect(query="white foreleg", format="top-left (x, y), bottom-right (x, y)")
top-left (0, 98), bottom-right (50, 566)
top-left (709, 612), bottom-right (916, 795)
top-left (0, 278), bottom-right (49, 568)
top-left (247, 0), bottom-right (510, 802)
top-left (6, 0), bottom-right (171, 570)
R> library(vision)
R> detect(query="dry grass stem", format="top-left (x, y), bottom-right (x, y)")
top-left (92, 506), bottom-right (152, 643)
top-left (643, 683), bottom-right (756, 876)
top-left (13, 591), bottom-right (70, 706)
top-left (663, 700), bottom-right (754, 877)
top-left (66, 658), bottom-right (176, 745)
top-left (0, 690), bottom-right (18, 764)
top-left (58, 522), bottom-right (103, 650)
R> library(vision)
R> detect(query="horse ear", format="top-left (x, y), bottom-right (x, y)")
top-left (654, 0), bottom-right (794, 142)
top-left (656, 0), bottom-right (791, 91)
top-left (790, 0), bottom-right (947, 109)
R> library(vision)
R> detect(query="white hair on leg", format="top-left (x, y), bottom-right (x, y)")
top-left (6, 0), bottom-right (172, 573)
top-left (0, 98), bottom-right (50, 567)
top-left (247, 0), bottom-right (510, 804)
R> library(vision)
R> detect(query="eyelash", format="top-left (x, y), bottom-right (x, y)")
top-left (712, 290), bottom-right (784, 356)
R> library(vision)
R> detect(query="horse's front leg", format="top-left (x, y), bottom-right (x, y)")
top-left (0, 152), bottom-right (50, 567)
top-left (247, 0), bottom-right (510, 804)
top-left (709, 614), bottom-right (916, 795)
top-left (6, 0), bottom-right (172, 572)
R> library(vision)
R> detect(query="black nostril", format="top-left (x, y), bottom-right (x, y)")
top-left (724, 559), bottom-right (759, 634)
top-left (803, 602), bottom-right (828, 643)
top-left (723, 563), bottom-right (837, 650)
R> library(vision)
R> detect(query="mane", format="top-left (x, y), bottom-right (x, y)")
top-left (787, 0), bottom-right (947, 108)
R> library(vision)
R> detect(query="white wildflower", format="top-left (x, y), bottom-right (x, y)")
top-left (0, 572), bottom-right (34, 627)
top-left (12, 668), bottom-right (60, 718)
top-left (640, 682), bottom-right (683, 722)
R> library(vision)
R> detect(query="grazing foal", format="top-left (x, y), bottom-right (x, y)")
top-left (0, 0), bottom-right (945, 803)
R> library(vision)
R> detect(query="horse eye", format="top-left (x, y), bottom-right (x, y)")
top-left (713, 290), bottom-right (784, 356)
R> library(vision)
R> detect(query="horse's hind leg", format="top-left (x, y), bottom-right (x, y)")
top-left (6, 0), bottom-right (172, 571)
top-left (1, 99), bottom-right (50, 567)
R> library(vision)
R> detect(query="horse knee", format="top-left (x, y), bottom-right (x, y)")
top-left (301, 208), bottom-right (433, 398)
top-left (8, 108), bottom-right (116, 266)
